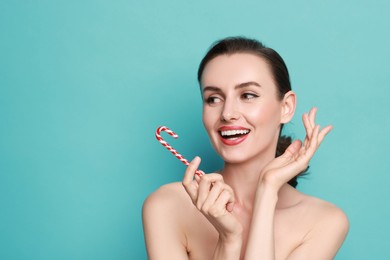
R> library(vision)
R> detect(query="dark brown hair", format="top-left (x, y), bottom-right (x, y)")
top-left (198, 36), bottom-right (306, 188)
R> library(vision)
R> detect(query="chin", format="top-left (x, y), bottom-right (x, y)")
top-left (217, 149), bottom-right (256, 164)
top-left (214, 141), bottom-right (277, 165)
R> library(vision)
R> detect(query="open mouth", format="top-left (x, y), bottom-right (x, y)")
top-left (219, 129), bottom-right (251, 140)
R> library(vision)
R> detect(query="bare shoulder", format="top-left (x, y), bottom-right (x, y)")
top-left (279, 186), bottom-right (349, 237)
top-left (142, 182), bottom-right (194, 259)
top-left (144, 182), bottom-right (188, 201)
top-left (301, 193), bottom-right (349, 231)
top-left (143, 182), bottom-right (191, 215)
top-left (296, 191), bottom-right (350, 252)
top-left (280, 188), bottom-right (350, 259)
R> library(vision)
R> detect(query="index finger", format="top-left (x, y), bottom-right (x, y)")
top-left (182, 156), bottom-right (202, 186)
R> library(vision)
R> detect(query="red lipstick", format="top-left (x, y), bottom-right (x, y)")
top-left (217, 126), bottom-right (250, 146)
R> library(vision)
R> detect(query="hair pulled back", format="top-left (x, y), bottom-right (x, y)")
top-left (198, 36), bottom-right (304, 188)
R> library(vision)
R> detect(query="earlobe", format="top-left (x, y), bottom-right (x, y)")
top-left (280, 91), bottom-right (296, 124)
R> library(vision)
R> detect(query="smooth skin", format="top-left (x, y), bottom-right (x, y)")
top-left (143, 54), bottom-right (349, 259)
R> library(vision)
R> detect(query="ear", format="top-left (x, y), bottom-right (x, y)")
top-left (280, 91), bottom-right (296, 124)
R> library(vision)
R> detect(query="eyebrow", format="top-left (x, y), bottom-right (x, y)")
top-left (203, 81), bottom-right (262, 93)
top-left (236, 81), bottom-right (262, 89)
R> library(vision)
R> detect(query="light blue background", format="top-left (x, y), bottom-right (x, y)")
top-left (1, 0), bottom-right (389, 259)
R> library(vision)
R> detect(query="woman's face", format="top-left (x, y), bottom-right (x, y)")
top-left (201, 53), bottom-right (287, 164)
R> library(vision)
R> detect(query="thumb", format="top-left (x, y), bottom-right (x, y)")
top-left (283, 139), bottom-right (302, 158)
top-left (226, 189), bottom-right (236, 212)
top-left (226, 201), bottom-right (235, 212)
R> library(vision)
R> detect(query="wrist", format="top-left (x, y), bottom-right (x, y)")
top-left (255, 182), bottom-right (279, 203)
top-left (215, 233), bottom-right (242, 259)
top-left (219, 230), bottom-right (243, 244)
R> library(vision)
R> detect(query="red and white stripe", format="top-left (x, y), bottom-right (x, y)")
top-left (155, 126), bottom-right (204, 176)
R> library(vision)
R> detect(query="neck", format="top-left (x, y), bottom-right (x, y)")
top-left (221, 152), bottom-right (275, 210)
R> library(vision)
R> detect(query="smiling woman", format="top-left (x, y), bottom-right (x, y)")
top-left (142, 37), bottom-right (349, 260)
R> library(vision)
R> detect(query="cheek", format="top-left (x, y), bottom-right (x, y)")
top-left (202, 107), bottom-right (213, 132)
top-left (202, 106), bottom-right (222, 139)
top-left (248, 102), bottom-right (281, 127)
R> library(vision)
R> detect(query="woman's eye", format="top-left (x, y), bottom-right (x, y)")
top-left (242, 93), bottom-right (259, 100)
top-left (205, 96), bottom-right (222, 104)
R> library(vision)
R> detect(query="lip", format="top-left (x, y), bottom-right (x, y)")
top-left (217, 125), bottom-right (250, 146)
top-left (218, 126), bottom-right (249, 131)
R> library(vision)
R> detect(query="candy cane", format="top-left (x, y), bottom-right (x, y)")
top-left (155, 126), bottom-right (204, 176)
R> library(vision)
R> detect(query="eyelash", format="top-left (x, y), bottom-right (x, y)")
top-left (205, 96), bottom-right (221, 104)
top-left (241, 93), bottom-right (259, 100)
top-left (205, 92), bottom-right (259, 104)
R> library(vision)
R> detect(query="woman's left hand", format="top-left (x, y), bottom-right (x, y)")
top-left (260, 107), bottom-right (333, 191)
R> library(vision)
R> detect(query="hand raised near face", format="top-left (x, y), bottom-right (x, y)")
top-left (182, 157), bottom-right (243, 240)
top-left (260, 107), bottom-right (333, 191)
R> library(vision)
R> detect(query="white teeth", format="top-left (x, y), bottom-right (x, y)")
top-left (220, 129), bottom-right (250, 136)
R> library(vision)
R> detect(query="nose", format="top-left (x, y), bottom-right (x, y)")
top-left (221, 99), bottom-right (240, 122)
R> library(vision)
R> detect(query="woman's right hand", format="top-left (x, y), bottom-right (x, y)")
top-left (182, 156), bottom-right (243, 242)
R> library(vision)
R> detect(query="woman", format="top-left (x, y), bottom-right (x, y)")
top-left (143, 37), bottom-right (349, 259)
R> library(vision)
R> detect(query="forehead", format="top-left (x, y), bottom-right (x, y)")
top-left (200, 53), bottom-right (274, 88)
